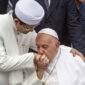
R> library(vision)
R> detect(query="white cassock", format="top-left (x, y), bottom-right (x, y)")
top-left (0, 11), bottom-right (38, 85)
top-left (23, 45), bottom-right (85, 85)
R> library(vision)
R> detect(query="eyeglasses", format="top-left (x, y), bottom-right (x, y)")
top-left (22, 24), bottom-right (38, 31)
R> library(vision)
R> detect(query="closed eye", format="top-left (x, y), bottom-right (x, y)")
top-left (42, 45), bottom-right (48, 49)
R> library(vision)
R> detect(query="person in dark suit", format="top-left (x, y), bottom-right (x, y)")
top-left (79, 0), bottom-right (85, 32)
top-left (35, 0), bottom-right (85, 56)
top-left (0, 0), bottom-right (8, 14)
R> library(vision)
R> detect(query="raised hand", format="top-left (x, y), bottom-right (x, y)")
top-left (34, 53), bottom-right (49, 79)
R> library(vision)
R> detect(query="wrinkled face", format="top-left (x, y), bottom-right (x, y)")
top-left (14, 18), bottom-right (38, 34)
top-left (36, 34), bottom-right (60, 62)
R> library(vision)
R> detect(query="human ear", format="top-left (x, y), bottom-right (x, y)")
top-left (56, 41), bottom-right (60, 48)
top-left (14, 18), bottom-right (20, 26)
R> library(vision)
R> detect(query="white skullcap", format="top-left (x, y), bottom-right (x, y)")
top-left (38, 28), bottom-right (59, 39)
top-left (15, 0), bottom-right (44, 25)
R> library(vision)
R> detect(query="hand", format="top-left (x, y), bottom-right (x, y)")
top-left (34, 54), bottom-right (49, 71)
top-left (71, 49), bottom-right (85, 62)
top-left (34, 53), bottom-right (49, 79)
top-left (79, 0), bottom-right (85, 2)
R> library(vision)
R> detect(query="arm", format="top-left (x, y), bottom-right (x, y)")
top-left (66, 0), bottom-right (85, 56)
top-left (71, 48), bottom-right (85, 62)
top-left (0, 37), bottom-right (35, 72)
top-left (0, 53), bottom-right (35, 72)
top-left (60, 45), bottom-right (85, 62)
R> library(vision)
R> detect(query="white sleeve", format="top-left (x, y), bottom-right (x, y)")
top-left (74, 56), bottom-right (85, 85)
top-left (23, 72), bottom-right (42, 85)
top-left (0, 38), bottom-right (35, 72)
top-left (60, 45), bottom-right (72, 52)
top-left (0, 53), bottom-right (34, 72)
top-left (74, 55), bottom-right (85, 70)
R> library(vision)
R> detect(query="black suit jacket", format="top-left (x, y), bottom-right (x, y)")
top-left (35, 0), bottom-right (85, 55)
top-left (0, 0), bottom-right (8, 14)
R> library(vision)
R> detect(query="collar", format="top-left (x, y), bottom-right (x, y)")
top-left (47, 47), bottom-right (61, 75)
top-left (8, 11), bottom-right (19, 35)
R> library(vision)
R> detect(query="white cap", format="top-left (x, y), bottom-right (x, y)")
top-left (15, 0), bottom-right (44, 25)
top-left (38, 28), bottom-right (59, 39)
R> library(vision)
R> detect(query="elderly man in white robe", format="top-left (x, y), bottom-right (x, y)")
top-left (23, 28), bottom-right (85, 85)
top-left (37, 28), bottom-right (85, 85)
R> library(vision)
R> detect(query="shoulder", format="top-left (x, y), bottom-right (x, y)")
top-left (60, 45), bottom-right (72, 52)
top-left (0, 13), bottom-right (10, 31)
top-left (59, 49), bottom-right (85, 70)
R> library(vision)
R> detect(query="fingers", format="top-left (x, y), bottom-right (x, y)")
top-left (36, 54), bottom-right (49, 65)
top-left (71, 49), bottom-right (85, 62)
top-left (34, 54), bottom-right (49, 71)
top-left (36, 55), bottom-right (41, 61)
top-left (71, 49), bottom-right (76, 56)
top-left (40, 55), bottom-right (49, 65)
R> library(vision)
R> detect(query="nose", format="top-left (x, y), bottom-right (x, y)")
top-left (38, 48), bottom-right (44, 55)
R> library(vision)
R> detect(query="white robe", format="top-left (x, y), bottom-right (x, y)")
top-left (0, 11), bottom-right (38, 85)
top-left (44, 46), bottom-right (85, 85)
top-left (23, 45), bottom-right (85, 85)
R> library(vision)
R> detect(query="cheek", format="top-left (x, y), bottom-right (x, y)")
top-left (48, 48), bottom-right (57, 61)
top-left (21, 27), bottom-right (25, 31)
top-left (18, 26), bottom-right (23, 31)
top-left (20, 27), bottom-right (26, 32)
top-left (45, 50), bottom-right (53, 61)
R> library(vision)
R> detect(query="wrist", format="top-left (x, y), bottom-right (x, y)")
top-left (37, 69), bottom-right (44, 80)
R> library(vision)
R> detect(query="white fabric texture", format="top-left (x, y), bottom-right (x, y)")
top-left (0, 12), bottom-right (37, 85)
top-left (43, 46), bottom-right (85, 85)
top-left (38, 28), bottom-right (59, 39)
top-left (15, 0), bottom-right (44, 25)
top-left (23, 45), bottom-right (85, 85)
top-left (22, 72), bottom-right (42, 85)
top-left (60, 45), bottom-right (72, 52)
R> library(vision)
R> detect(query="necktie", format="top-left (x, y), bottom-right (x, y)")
top-left (44, 0), bottom-right (49, 10)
